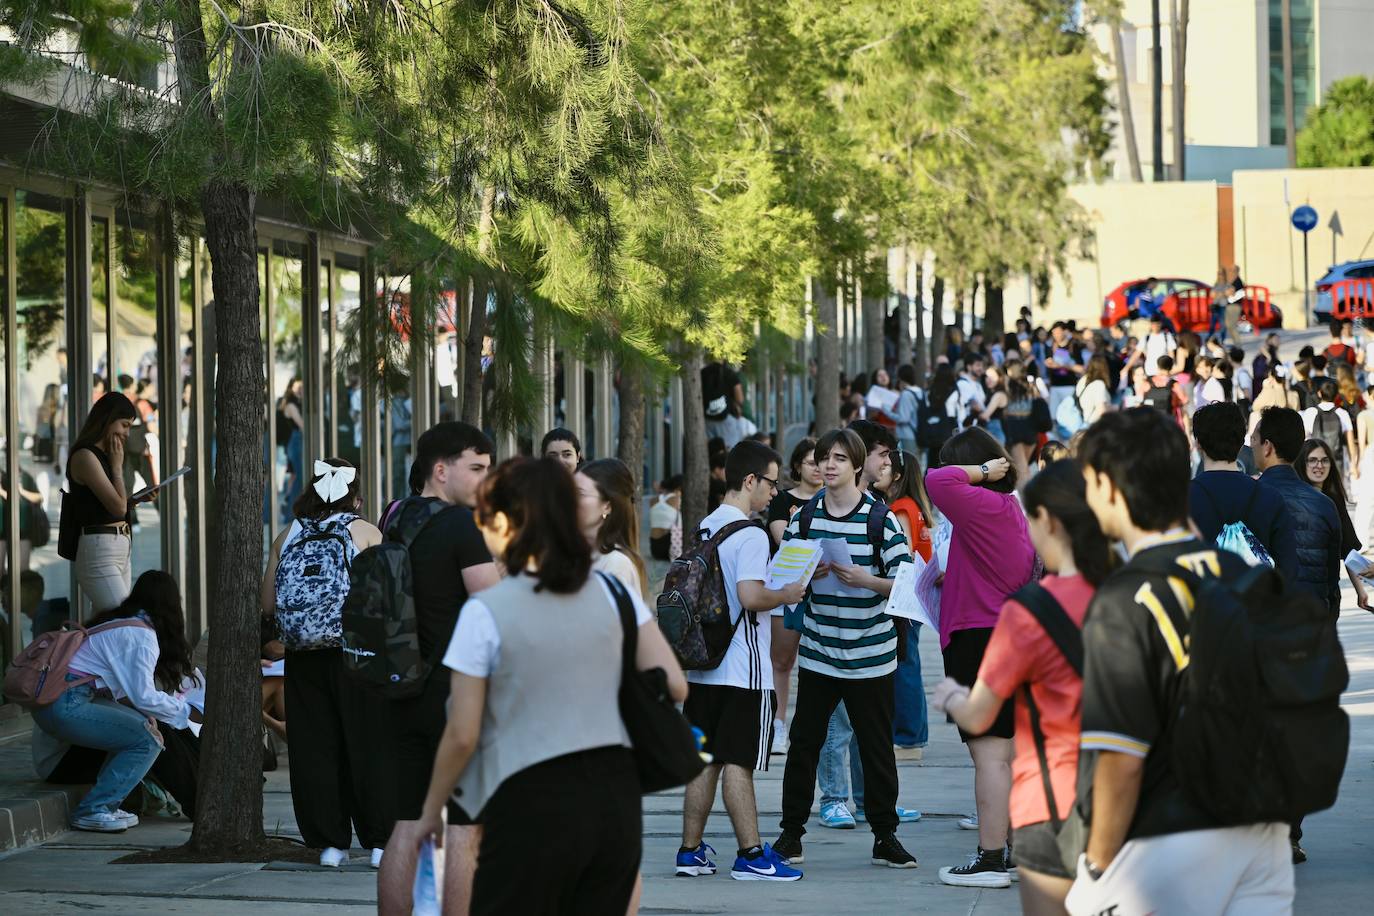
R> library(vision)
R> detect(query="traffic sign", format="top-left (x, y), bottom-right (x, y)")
top-left (1292, 205), bottom-right (1318, 233)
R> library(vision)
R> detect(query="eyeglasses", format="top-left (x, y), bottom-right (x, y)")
top-left (758, 475), bottom-right (779, 491)
top-left (1306, 457), bottom-right (1332, 468)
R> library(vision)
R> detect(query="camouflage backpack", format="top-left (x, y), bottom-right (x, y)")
top-left (275, 514), bottom-right (358, 650)
top-left (655, 519), bottom-right (762, 670)
top-left (340, 497), bottom-right (447, 698)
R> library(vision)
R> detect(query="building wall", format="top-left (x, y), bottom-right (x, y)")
top-left (1316, 0), bottom-right (1374, 98)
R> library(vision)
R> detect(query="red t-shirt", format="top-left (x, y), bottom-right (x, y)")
top-left (889, 496), bottom-right (932, 562)
top-left (1325, 342), bottom-right (1358, 366)
top-left (978, 573), bottom-right (1094, 829)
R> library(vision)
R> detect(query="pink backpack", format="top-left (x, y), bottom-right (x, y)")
top-left (3, 619), bottom-right (149, 708)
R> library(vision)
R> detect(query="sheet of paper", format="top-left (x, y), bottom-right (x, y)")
top-left (881, 554), bottom-right (940, 633)
top-left (766, 542), bottom-right (823, 591)
top-left (932, 519), bottom-right (953, 572)
top-left (913, 559), bottom-right (943, 633)
top-left (818, 537), bottom-right (854, 567)
top-left (811, 538), bottom-right (870, 599)
top-left (866, 385), bottom-right (901, 413)
top-left (261, 658), bottom-right (285, 678)
top-left (131, 466), bottom-right (191, 501)
top-left (1345, 549), bottom-right (1374, 580)
top-left (177, 669), bottom-right (207, 713)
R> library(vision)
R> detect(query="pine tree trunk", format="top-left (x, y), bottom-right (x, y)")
top-left (953, 285), bottom-right (966, 338)
top-left (863, 291), bottom-right (884, 378)
top-left (913, 259), bottom-right (927, 380)
top-left (985, 281), bottom-right (1006, 341)
top-left (616, 361), bottom-right (645, 497)
top-left (1112, 27), bottom-right (1144, 182)
top-left (461, 187), bottom-right (497, 427)
top-left (681, 348), bottom-right (709, 537)
top-left (814, 277), bottom-right (840, 434)
top-left (190, 178), bottom-right (267, 855)
top-left (896, 247), bottom-right (911, 370)
top-left (930, 274), bottom-right (946, 368)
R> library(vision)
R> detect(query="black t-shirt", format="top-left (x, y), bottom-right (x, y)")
top-left (766, 489), bottom-right (810, 550)
top-left (406, 499), bottom-right (493, 661)
top-left (1077, 535), bottom-right (1250, 841)
top-left (702, 363), bottom-right (741, 419)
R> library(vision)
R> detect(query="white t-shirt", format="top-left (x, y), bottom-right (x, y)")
top-left (444, 576), bottom-right (652, 678)
top-left (593, 548), bottom-right (645, 599)
top-left (686, 504), bottom-right (773, 691)
top-left (1198, 377), bottom-right (1228, 407)
top-left (1143, 332), bottom-right (1176, 372)
top-left (1076, 377), bottom-right (1110, 422)
top-left (1301, 403), bottom-right (1353, 435)
top-left (955, 375), bottom-right (986, 423)
top-left (649, 495), bottom-right (679, 531)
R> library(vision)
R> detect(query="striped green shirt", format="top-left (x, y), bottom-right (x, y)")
top-left (783, 491), bottom-right (911, 679)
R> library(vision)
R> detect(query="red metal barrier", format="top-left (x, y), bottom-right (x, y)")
top-left (1331, 279), bottom-right (1374, 320)
top-left (1242, 285), bottom-right (1274, 328)
top-left (1173, 288), bottom-right (1212, 330)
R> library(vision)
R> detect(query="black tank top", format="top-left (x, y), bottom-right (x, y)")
top-left (65, 446), bottom-right (129, 528)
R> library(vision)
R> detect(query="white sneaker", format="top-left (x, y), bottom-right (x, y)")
top-left (319, 847), bottom-right (348, 868)
top-left (370, 848), bottom-right (384, 869)
top-left (71, 811), bottom-right (130, 833)
top-left (958, 814), bottom-right (979, 830)
top-left (771, 721), bottom-right (789, 755)
top-left (111, 809), bottom-right (141, 828)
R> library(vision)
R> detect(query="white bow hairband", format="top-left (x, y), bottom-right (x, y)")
top-left (313, 460), bottom-right (356, 503)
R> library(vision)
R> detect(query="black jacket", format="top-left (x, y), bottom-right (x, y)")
top-left (1257, 464), bottom-right (1342, 614)
top-left (1190, 470), bottom-right (1298, 581)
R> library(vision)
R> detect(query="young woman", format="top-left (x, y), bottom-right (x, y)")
top-left (878, 449), bottom-right (936, 756)
top-left (920, 364), bottom-right (960, 470)
top-left (412, 457), bottom-right (687, 915)
top-left (65, 393), bottom-right (153, 615)
top-left (649, 475), bottom-right (684, 561)
top-left (1296, 439), bottom-right (1372, 611)
top-left (764, 437), bottom-right (821, 750)
top-left (540, 427), bottom-right (583, 473)
top-left (985, 359), bottom-right (1047, 484)
top-left (576, 458), bottom-right (649, 599)
top-left (934, 459), bottom-right (1110, 912)
top-left (261, 458), bottom-right (392, 868)
top-left (1075, 355), bottom-right (1112, 424)
top-left (981, 365), bottom-right (1006, 444)
top-left (31, 570), bottom-right (200, 833)
top-left (926, 428), bottom-right (1037, 888)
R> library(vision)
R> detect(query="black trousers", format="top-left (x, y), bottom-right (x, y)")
top-left (471, 747), bottom-right (641, 916)
top-left (285, 648), bottom-right (395, 849)
top-left (781, 667), bottom-right (899, 836)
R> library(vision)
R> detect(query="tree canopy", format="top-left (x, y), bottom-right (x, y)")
top-left (1298, 76), bottom-right (1374, 169)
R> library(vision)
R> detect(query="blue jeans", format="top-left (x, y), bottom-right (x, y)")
top-left (32, 678), bottom-right (162, 818)
top-left (818, 703), bottom-right (864, 811)
top-left (893, 624), bottom-right (929, 748)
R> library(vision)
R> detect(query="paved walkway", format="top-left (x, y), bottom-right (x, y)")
top-left (0, 585), bottom-right (1370, 914)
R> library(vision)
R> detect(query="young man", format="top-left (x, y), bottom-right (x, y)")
top-left (378, 422), bottom-right (501, 914)
top-left (773, 429), bottom-right (919, 869)
top-left (1324, 319), bottom-right (1358, 367)
top-left (1068, 408), bottom-right (1293, 915)
top-left (1189, 402), bottom-right (1296, 578)
top-left (1045, 322), bottom-right (1085, 426)
top-left (956, 355), bottom-right (989, 427)
top-left (678, 441), bottom-right (807, 882)
top-left (1142, 355), bottom-right (1187, 431)
top-left (1253, 407), bottom-right (1342, 617)
top-left (1131, 313), bottom-right (1177, 377)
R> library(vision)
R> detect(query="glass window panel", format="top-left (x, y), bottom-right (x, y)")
top-left (271, 242), bottom-right (304, 529)
top-left (13, 189), bottom-right (71, 625)
top-left (0, 195), bottom-right (10, 668)
top-left (320, 260), bottom-right (333, 456)
top-left (385, 275), bottom-right (412, 501)
top-left (334, 258), bottom-right (362, 470)
top-left (113, 216), bottom-right (162, 583)
top-left (91, 216), bottom-right (109, 398)
top-left (437, 284), bottom-right (459, 422)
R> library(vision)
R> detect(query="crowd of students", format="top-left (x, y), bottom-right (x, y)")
top-left (17, 308), bottom-right (1358, 916)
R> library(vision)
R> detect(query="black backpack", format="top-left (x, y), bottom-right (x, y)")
top-left (1142, 379), bottom-right (1177, 417)
top-left (1313, 407), bottom-right (1345, 461)
top-left (1132, 556), bottom-right (1350, 826)
top-left (655, 519), bottom-right (763, 670)
top-left (916, 391), bottom-right (957, 449)
top-left (340, 497), bottom-right (448, 698)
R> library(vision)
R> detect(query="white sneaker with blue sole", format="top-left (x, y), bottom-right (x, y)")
top-left (731, 845), bottom-right (803, 881)
top-left (855, 807), bottom-right (922, 824)
top-left (818, 802), bottom-right (856, 829)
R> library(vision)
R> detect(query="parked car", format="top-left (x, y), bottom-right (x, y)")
top-left (1100, 277), bottom-right (1282, 333)
top-left (1315, 259), bottom-right (1374, 322)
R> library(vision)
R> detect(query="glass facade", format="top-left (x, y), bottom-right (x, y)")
top-left (1269, 0), bottom-right (1316, 146)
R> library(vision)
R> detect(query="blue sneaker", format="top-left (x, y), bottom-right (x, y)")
top-left (675, 843), bottom-right (717, 877)
top-left (855, 807), bottom-right (922, 823)
top-left (731, 844), bottom-right (804, 881)
top-left (819, 802), bottom-right (856, 829)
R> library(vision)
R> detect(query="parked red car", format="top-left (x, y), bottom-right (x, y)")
top-left (1101, 277), bottom-right (1282, 333)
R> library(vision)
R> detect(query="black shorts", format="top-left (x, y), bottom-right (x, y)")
top-left (387, 670), bottom-right (476, 825)
top-left (1012, 820), bottom-right (1072, 879)
top-left (942, 628), bottom-right (1014, 741)
top-left (683, 683), bottom-right (776, 771)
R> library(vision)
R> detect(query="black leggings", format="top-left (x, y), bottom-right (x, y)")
top-left (472, 747), bottom-right (641, 916)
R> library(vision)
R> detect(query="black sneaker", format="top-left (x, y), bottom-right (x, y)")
top-left (871, 833), bottom-right (918, 869)
top-left (1292, 841), bottom-right (1308, 865)
top-left (939, 847), bottom-right (1011, 888)
top-left (1004, 845), bottom-right (1019, 882)
top-left (773, 832), bottom-right (805, 864)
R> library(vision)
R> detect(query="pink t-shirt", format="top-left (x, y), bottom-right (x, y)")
top-left (979, 574), bottom-right (1094, 829)
top-left (925, 466), bottom-right (1036, 648)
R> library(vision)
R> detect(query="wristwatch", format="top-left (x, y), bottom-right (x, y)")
top-left (979, 462), bottom-right (989, 479)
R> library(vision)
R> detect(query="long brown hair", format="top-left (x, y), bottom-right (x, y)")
top-left (1295, 438), bottom-right (1350, 509)
top-left (578, 458), bottom-right (649, 598)
top-left (477, 457), bottom-right (592, 594)
top-left (89, 571), bottom-right (198, 692)
top-left (72, 392), bottom-right (137, 456)
top-left (291, 457), bottom-right (363, 520)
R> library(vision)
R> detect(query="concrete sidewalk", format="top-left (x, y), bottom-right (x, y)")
top-left (0, 587), bottom-right (1370, 914)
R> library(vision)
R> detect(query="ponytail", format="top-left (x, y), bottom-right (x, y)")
top-left (1021, 459), bottom-right (1112, 586)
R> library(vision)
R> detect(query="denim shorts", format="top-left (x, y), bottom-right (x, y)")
top-left (1012, 820), bottom-right (1072, 879)
top-left (782, 602), bottom-right (806, 632)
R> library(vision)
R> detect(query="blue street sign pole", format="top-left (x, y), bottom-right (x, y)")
top-left (1292, 205), bottom-right (1318, 321)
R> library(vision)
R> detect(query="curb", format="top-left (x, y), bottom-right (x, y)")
top-left (0, 785), bottom-right (82, 854)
